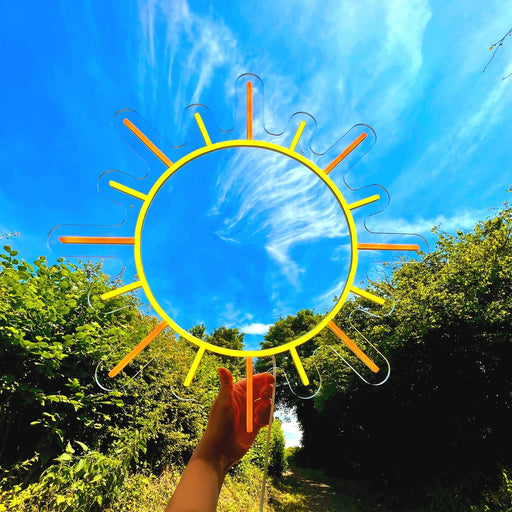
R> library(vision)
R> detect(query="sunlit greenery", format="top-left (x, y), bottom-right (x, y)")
top-left (0, 248), bottom-right (285, 511)
top-left (262, 198), bottom-right (512, 511)
top-left (1, 196), bottom-right (511, 511)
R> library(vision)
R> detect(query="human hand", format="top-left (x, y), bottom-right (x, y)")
top-left (165, 368), bottom-right (275, 511)
top-left (197, 367), bottom-right (275, 472)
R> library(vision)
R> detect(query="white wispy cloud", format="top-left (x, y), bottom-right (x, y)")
top-left (279, 0), bottom-right (433, 151)
top-left (240, 322), bottom-right (274, 335)
top-left (390, 58), bottom-right (512, 205)
top-left (366, 0), bottom-right (432, 138)
top-left (220, 302), bottom-right (254, 327)
top-left (132, 0), bottom-right (507, 327)
top-left (135, 0), bottom-right (428, 150)
top-left (211, 148), bottom-right (350, 286)
top-left (136, 0), bottom-right (240, 128)
top-left (135, 0), bottom-right (434, 152)
top-left (370, 208), bottom-right (489, 236)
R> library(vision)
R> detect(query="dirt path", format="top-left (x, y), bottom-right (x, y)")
top-left (271, 466), bottom-right (361, 512)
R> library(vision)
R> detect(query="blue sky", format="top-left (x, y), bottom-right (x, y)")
top-left (2, 2), bottom-right (511, 356)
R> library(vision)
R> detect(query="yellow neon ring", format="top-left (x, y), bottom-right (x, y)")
top-left (134, 139), bottom-right (358, 357)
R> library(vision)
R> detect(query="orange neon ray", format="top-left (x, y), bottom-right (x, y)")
top-left (59, 236), bottom-right (135, 245)
top-left (246, 356), bottom-right (254, 433)
top-left (323, 132), bottom-right (367, 175)
top-left (358, 243), bottom-right (420, 251)
top-left (246, 81), bottom-right (253, 140)
top-left (123, 118), bottom-right (173, 168)
top-left (108, 321), bottom-right (168, 378)
top-left (327, 321), bottom-right (379, 373)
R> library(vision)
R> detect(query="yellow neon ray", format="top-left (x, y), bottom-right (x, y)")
top-left (348, 194), bottom-right (380, 210)
top-left (323, 132), bottom-right (367, 175)
top-left (350, 285), bottom-right (386, 306)
top-left (289, 121), bottom-right (306, 151)
top-left (108, 321), bottom-right (167, 378)
top-left (290, 347), bottom-right (310, 386)
top-left (358, 243), bottom-right (420, 251)
top-left (100, 281), bottom-right (142, 301)
top-left (59, 236), bottom-right (135, 245)
top-left (194, 112), bottom-right (212, 146)
top-left (123, 118), bottom-right (173, 168)
top-left (109, 180), bottom-right (147, 201)
top-left (184, 346), bottom-right (206, 386)
top-left (327, 321), bottom-right (379, 373)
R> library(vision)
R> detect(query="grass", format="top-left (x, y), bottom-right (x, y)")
top-left (6, 464), bottom-right (510, 511)
top-left (105, 464), bottom-right (276, 512)
top-left (269, 466), bottom-right (365, 512)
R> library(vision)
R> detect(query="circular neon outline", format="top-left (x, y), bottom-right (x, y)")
top-left (134, 140), bottom-right (358, 357)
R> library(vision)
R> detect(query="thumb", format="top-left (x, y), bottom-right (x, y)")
top-left (217, 367), bottom-right (233, 395)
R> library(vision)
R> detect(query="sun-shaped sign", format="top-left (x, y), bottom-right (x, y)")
top-left (57, 75), bottom-right (420, 431)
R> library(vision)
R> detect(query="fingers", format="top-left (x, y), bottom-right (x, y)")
top-left (223, 370), bottom-right (274, 421)
top-left (258, 372), bottom-right (275, 385)
top-left (254, 400), bottom-right (272, 427)
top-left (234, 372), bottom-right (274, 392)
top-left (253, 374), bottom-right (275, 427)
top-left (251, 372), bottom-right (275, 397)
top-left (260, 385), bottom-right (273, 400)
top-left (217, 367), bottom-right (233, 395)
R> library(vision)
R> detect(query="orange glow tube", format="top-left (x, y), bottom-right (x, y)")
top-left (247, 81), bottom-right (253, 140)
top-left (358, 243), bottom-right (420, 251)
top-left (59, 236), bottom-right (135, 245)
top-left (323, 132), bottom-right (367, 175)
top-left (327, 321), bottom-right (379, 373)
top-left (246, 356), bottom-right (254, 433)
top-left (109, 321), bottom-right (167, 378)
top-left (123, 118), bottom-right (173, 168)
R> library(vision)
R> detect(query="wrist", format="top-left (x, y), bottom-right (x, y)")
top-left (193, 437), bottom-right (232, 479)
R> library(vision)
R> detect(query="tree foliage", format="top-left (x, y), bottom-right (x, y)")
top-left (0, 249), bottom-right (137, 473)
top-left (0, 247), bottom-right (287, 510)
top-left (263, 201), bottom-right (512, 509)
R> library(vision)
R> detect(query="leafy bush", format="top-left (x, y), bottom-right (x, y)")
top-left (261, 200), bottom-right (512, 509)
top-left (235, 418), bottom-right (287, 479)
top-left (0, 247), bottom-right (281, 510)
top-left (0, 431), bottom-right (149, 512)
top-left (0, 248), bottom-right (217, 508)
top-left (0, 248), bottom-right (138, 478)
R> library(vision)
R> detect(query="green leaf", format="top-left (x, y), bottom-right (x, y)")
top-left (74, 457), bottom-right (86, 473)
top-left (75, 440), bottom-right (89, 452)
top-left (55, 452), bottom-right (73, 462)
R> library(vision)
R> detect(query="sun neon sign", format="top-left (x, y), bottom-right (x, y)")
top-left (57, 75), bottom-right (421, 431)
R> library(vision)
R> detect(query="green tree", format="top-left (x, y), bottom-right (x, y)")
top-left (285, 200), bottom-right (512, 508)
top-left (0, 248), bottom-right (219, 510)
top-left (256, 309), bottom-right (327, 410)
top-left (206, 326), bottom-right (246, 376)
top-left (237, 418), bottom-right (288, 479)
top-left (0, 248), bottom-right (137, 474)
top-left (206, 326), bottom-right (245, 351)
top-left (268, 418), bottom-right (287, 478)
